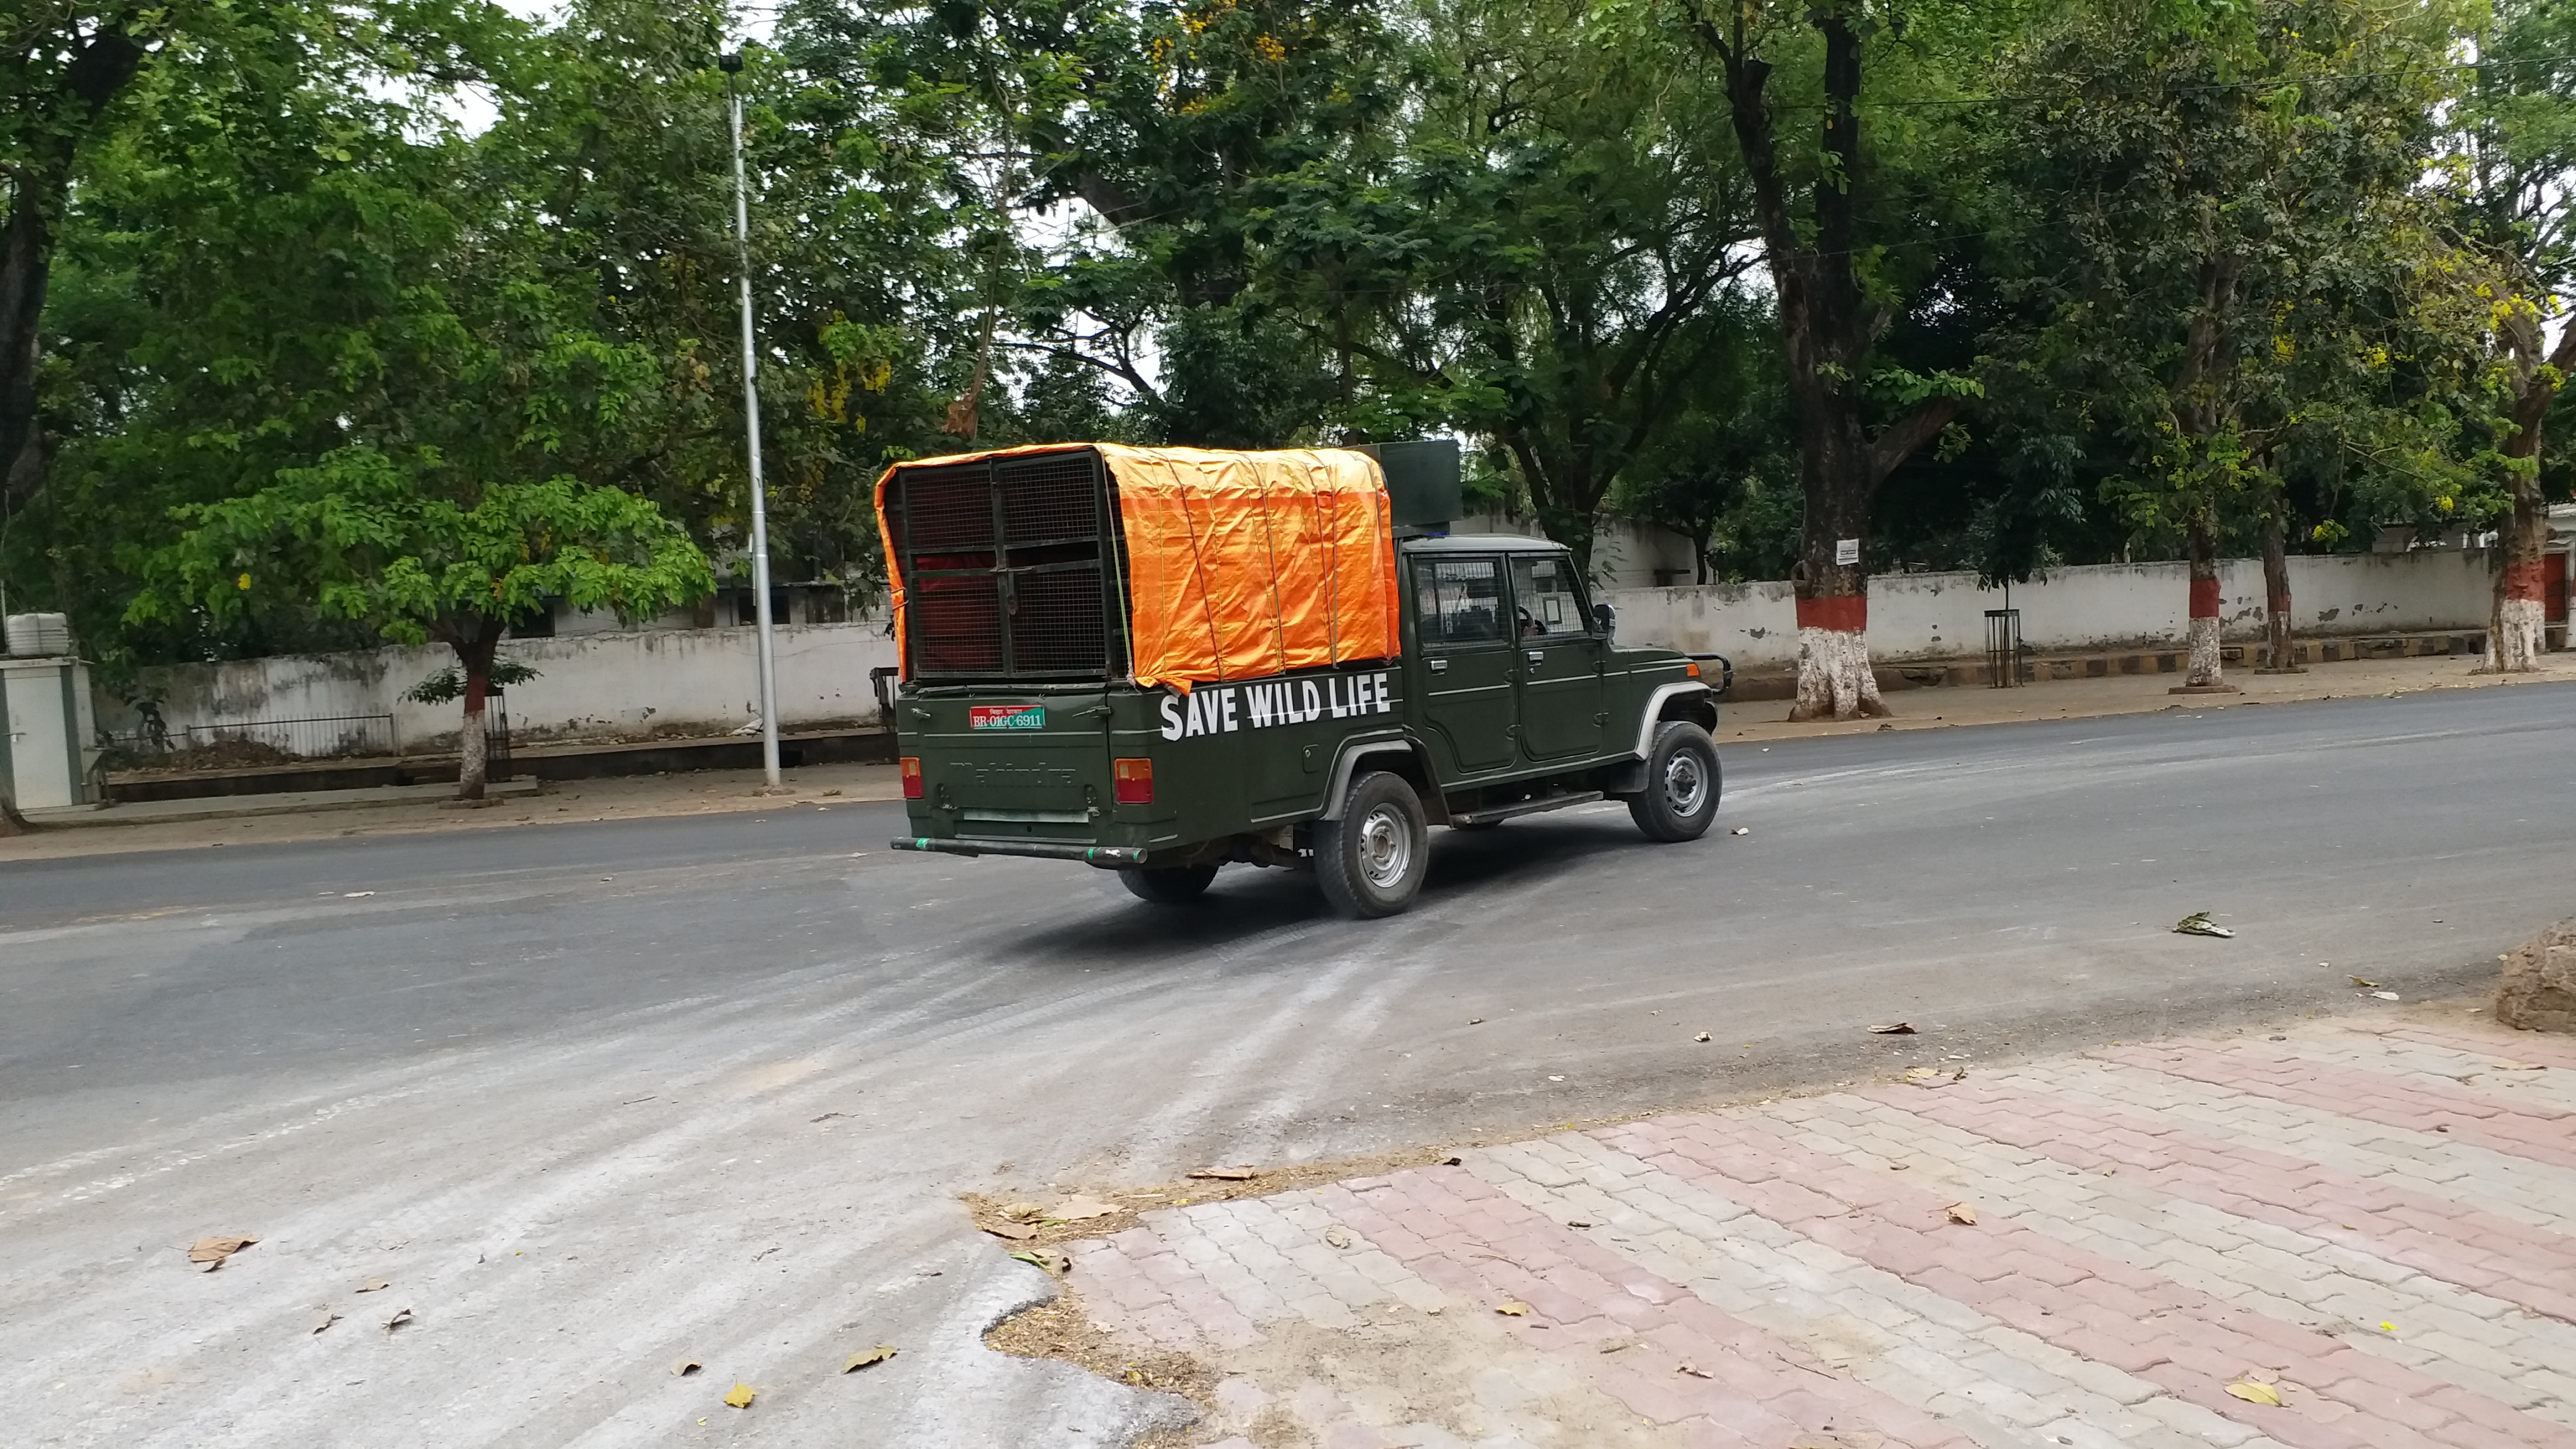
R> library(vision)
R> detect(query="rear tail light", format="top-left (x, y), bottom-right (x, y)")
top-left (900, 757), bottom-right (924, 799)
top-left (1112, 757), bottom-right (1154, 804)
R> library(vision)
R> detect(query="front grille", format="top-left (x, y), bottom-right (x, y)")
top-left (887, 448), bottom-right (1121, 680)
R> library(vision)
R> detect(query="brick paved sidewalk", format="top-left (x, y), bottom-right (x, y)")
top-left (1059, 1013), bottom-right (2576, 1448)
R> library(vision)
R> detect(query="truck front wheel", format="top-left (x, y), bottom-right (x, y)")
top-left (1315, 771), bottom-right (1430, 918)
top-left (1121, 865), bottom-right (1219, 903)
top-left (1628, 722), bottom-right (1721, 842)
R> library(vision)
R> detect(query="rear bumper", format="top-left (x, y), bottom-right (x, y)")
top-left (889, 836), bottom-right (1147, 868)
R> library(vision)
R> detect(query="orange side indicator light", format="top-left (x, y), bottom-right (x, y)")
top-left (900, 757), bottom-right (924, 799)
top-left (1113, 758), bottom-right (1154, 805)
top-left (1684, 660), bottom-right (1702, 678)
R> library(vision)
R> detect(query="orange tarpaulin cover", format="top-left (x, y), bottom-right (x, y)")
top-left (875, 443), bottom-right (1400, 689)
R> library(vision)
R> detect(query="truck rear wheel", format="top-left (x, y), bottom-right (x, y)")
top-left (1628, 722), bottom-right (1721, 842)
top-left (1121, 865), bottom-right (1219, 903)
top-left (1315, 771), bottom-right (1429, 918)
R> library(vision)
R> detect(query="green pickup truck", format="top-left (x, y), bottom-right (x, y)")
top-left (880, 442), bottom-right (1727, 918)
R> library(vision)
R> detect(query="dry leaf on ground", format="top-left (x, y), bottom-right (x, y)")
top-left (1494, 1301), bottom-right (1529, 1317)
top-left (673, 1360), bottom-right (702, 1376)
top-left (1045, 1195), bottom-right (1119, 1221)
top-left (2226, 1379), bottom-right (2284, 1407)
top-left (1677, 1362), bottom-right (1713, 1379)
top-left (356, 1278), bottom-right (390, 1293)
top-left (188, 1234), bottom-right (257, 1268)
top-left (384, 1307), bottom-right (413, 1332)
top-left (723, 1382), bottom-right (756, 1408)
top-left (1869, 1022), bottom-right (1916, 1035)
top-left (1694, 1032), bottom-right (1712, 1043)
top-left (2348, 976), bottom-right (2379, 988)
top-left (2371, 991), bottom-right (2402, 1001)
top-left (2174, 912), bottom-right (2234, 938)
top-left (1323, 1227), bottom-right (1352, 1249)
top-left (981, 1220), bottom-right (1040, 1241)
top-left (1008, 1249), bottom-right (1069, 1274)
top-left (1944, 1203), bottom-right (1978, 1225)
top-left (310, 1308), bottom-right (340, 1334)
top-left (1186, 1167), bottom-right (1258, 1181)
top-left (842, 1346), bottom-right (897, 1372)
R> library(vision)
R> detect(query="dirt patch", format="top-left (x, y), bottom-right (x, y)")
top-left (960, 1145), bottom-right (1469, 1251)
top-left (982, 1280), bottom-right (1216, 1447)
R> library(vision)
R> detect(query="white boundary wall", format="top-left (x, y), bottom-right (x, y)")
top-left (104, 620), bottom-right (897, 753)
top-left (96, 550), bottom-right (2508, 751)
top-left (1604, 551), bottom-right (2502, 670)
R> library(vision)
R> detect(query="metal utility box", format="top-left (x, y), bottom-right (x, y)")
top-left (2, 652), bottom-right (100, 809)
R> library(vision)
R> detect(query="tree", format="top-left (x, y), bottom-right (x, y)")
top-left (1613, 306), bottom-right (1793, 583)
top-left (1680, 0), bottom-right (1986, 719)
top-left (134, 449), bottom-right (711, 798)
top-left (2451, 0), bottom-right (2576, 671)
top-left (1994, 0), bottom-right (2464, 689)
top-left (3, 2), bottom-right (148, 508)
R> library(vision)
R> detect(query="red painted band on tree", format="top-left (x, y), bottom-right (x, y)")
top-left (2189, 577), bottom-right (2222, 619)
top-left (2504, 559), bottom-right (2548, 602)
top-left (1796, 595), bottom-right (1868, 632)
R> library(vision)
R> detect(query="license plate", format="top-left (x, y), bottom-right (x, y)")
top-left (969, 704), bottom-right (1047, 731)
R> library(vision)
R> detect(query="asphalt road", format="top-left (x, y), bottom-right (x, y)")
top-left (5, 683), bottom-right (2571, 1447)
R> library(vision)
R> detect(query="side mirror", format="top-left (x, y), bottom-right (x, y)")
top-left (1593, 602), bottom-right (1617, 637)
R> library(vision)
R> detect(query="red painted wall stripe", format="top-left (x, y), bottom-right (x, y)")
top-left (1796, 594), bottom-right (1867, 631)
top-left (2189, 577), bottom-right (2222, 618)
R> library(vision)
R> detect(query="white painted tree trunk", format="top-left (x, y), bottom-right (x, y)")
top-left (1791, 626), bottom-right (1888, 721)
top-left (2488, 595), bottom-right (2546, 673)
top-left (2184, 617), bottom-right (2223, 688)
top-left (457, 697), bottom-right (489, 801)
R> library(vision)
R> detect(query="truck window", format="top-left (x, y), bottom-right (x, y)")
top-left (1509, 553), bottom-right (1590, 638)
top-left (1413, 557), bottom-right (1506, 648)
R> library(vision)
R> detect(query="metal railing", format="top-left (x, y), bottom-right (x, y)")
top-left (100, 705), bottom-right (510, 777)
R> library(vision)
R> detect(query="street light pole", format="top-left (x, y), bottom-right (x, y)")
top-left (721, 50), bottom-right (783, 789)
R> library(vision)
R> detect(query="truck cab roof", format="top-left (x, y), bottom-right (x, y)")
top-left (1398, 534), bottom-right (1570, 555)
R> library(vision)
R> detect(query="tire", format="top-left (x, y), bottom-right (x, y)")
top-left (1627, 721), bottom-right (1721, 842)
top-left (1315, 771), bottom-right (1431, 918)
top-left (1120, 865), bottom-right (1219, 903)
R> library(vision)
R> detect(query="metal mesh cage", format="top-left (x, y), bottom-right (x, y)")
top-left (888, 448), bottom-right (1120, 680)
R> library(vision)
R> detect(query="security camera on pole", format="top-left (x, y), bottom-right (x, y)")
top-left (720, 48), bottom-right (783, 790)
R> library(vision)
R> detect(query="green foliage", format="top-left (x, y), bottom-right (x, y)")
top-left (404, 658), bottom-right (542, 705)
top-left (130, 446), bottom-right (713, 652)
top-left (12, 0), bottom-right (2576, 675)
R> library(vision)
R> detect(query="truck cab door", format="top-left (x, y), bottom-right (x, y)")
top-left (1509, 551), bottom-right (1607, 761)
top-left (1409, 554), bottom-right (1517, 775)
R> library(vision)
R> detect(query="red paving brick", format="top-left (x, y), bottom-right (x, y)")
top-left (1871, 1076), bottom-right (2576, 1323)
top-left (2104, 1042), bottom-right (2576, 1171)
top-left (1604, 1111), bottom-right (2576, 1449)
top-left (1314, 1168), bottom-right (1976, 1447)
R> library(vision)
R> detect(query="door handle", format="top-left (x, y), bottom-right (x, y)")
top-left (1429, 657), bottom-right (1450, 674)
top-left (1525, 650), bottom-right (1544, 664)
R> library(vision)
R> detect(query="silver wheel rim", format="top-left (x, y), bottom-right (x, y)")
top-left (1662, 751), bottom-right (1708, 817)
top-left (1356, 803), bottom-right (1414, 890)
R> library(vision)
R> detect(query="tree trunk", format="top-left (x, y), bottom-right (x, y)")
top-left (1693, 3), bottom-right (1961, 722)
top-left (2487, 318), bottom-right (2570, 673)
top-left (2184, 512), bottom-right (2224, 687)
top-left (452, 626), bottom-right (501, 802)
top-left (2261, 506), bottom-right (2299, 673)
top-left (0, 16), bottom-right (149, 514)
